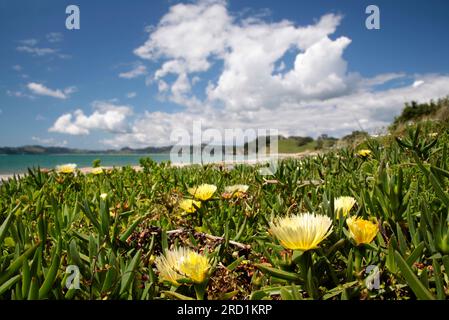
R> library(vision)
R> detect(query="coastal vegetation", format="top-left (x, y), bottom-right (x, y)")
top-left (391, 96), bottom-right (449, 131)
top-left (1, 98), bottom-right (449, 300)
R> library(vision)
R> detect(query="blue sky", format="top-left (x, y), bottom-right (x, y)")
top-left (1, 0), bottom-right (449, 149)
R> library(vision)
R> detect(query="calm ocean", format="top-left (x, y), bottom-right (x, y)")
top-left (0, 154), bottom-right (171, 174)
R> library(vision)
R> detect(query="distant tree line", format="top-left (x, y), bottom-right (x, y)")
top-left (391, 96), bottom-right (449, 129)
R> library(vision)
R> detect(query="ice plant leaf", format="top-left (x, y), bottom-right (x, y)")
top-left (38, 240), bottom-right (62, 299)
top-left (120, 249), bottom-right (142, 295)
top-left (414, 154), bottom-right (449, 209)
top-left (0, 209), bottom-right (15, 246)
top-left (162, 291), bottom-right (195, 300)
top-left (394, 250), bottom-right (435, 300)
top-left (432, 259), bottom-right (445, 300)
top-left (405, 242), bottom-right (425, 267)
top-left (0, 243), bottom-right (40, 286)
top-left (119, 217), bottom-right (144, 243)
top-left (255, 263), bottom-right (303, 282)
top-left (0, 275), bottom-right (21, 296)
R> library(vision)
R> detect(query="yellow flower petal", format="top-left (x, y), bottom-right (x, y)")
top-left (334, 196), bottom-right (356, 219)
top-left (223, 184), bottom-right (249, 199)
top-left (92, 167), bottom-right (104, 175)
top-left (179, 199), bottom-right (201, 213)
top-left (188, 184), bottom-right (217, 201)
top-left (357, 149), bottom-right (372, 158)
top-left (55, 163), bottom-right (77, 174)
top-left (269, 213), bottom-right (333, 251)
top-left (155, 247), bottom-right (210, 285)
top-left (346, 217), bottom-right (378, 245)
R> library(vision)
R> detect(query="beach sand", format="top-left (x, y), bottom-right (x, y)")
top-left (0, 152), bottom-right (317, 183)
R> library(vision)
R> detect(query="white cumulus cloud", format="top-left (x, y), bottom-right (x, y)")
top-left (101, 74), bottom-right (449, 148)
top-left (49, 101), bottom-right (133, 135)
top-left (27, 82), bottom-right (76, 99)
top-left (135, 1), bottom-right (351, 111)
top-left (50, 0), bottom-right (449, 148)
top-left (119, 65), bottom-right (147, 79)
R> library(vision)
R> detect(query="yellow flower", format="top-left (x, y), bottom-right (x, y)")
top-left (357, 149), bottom-right (372, 158)
top-left (179, 199), bottom-right (201, 213)
top-left (100, 193), bottom-right (108, 200)
top-left (155, 247), bottom-right (210, 285)
top-left (222, 184), bottom-right (249, 199)
top-left (269, 213), bottom-right (333, 251)
top-left (55, 163), bottom-right (77, 174)
top-left (188, 184), bottom-right (217, 201)
top-left (334, 196), bottom-right (356, 219)
top-left (346, 217), bottom-right (378, 245)
top-left (92, 167), bottom-right (104, 175)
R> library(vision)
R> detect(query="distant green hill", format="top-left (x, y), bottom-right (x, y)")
top-left (0, 145), bottom-right (172, 155)
top-left (277, 135), bottom-right (338, 153)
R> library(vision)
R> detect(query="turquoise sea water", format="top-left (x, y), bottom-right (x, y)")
top-left (0, 154), bottom-right (171, 174)
top-left (0, 153), bottom-right (269, 175)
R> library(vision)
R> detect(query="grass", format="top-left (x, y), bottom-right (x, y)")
top-left (278, 139), bottom-right (317, 153)
top-left (1, 119), bottom-right (449, 300)
top-left (277, 137), bottom-right (335, 153)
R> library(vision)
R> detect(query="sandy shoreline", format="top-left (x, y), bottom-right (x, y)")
top-left (0, 152), bottom-right (316, 182)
